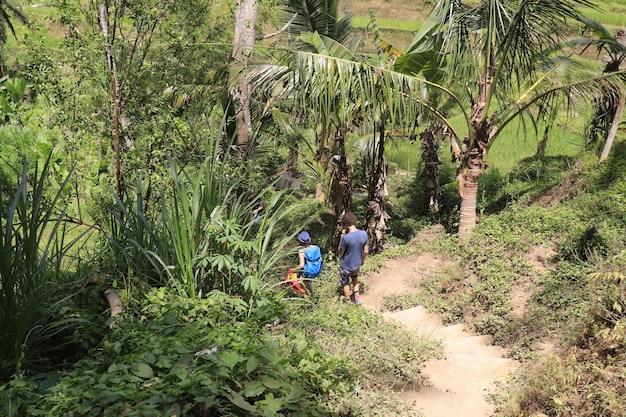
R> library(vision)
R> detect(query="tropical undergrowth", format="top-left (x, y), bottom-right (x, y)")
top-left (0, 122), bottom-right (443, 416)
top-left (25, 287), bottom-right (357, 417)
top-left (0, 156), bottom-right (106, 417)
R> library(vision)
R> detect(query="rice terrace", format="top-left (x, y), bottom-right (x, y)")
top-left (1, 0), bottom-right (626, 416)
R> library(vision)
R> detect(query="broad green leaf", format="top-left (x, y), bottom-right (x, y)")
top-left (0, 96), bottom-right (13, 114)
top-left (132, 363), bottom-right (154, 379)
top-left (224, 387), bottom-right (258, 413)
top-left (285, 386), bottom-right (306, 403)
top-left (221, 351), bottom-right (240, 370)
top-left (157, 355), bottom-right (172, 368)
top-left (246, 356), bottom-right (260, 375)
top-left (241, 380), bottom-right (266, 397)
top-left (258, 395), bottom-right (284, 413)
top-left (176, 367), bottom-right (188, 382)
top-left (261, 376), bottom-right (284, 390)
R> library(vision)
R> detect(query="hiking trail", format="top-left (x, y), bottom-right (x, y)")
top-left (360, 231), bottom-right (519, 417)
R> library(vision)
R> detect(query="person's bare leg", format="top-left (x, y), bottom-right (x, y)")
top-left (352, 276), bottom-right (362, 304)
top-left (343, 284), bottom-right (351, 299)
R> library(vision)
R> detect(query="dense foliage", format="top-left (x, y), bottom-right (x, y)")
top-left (29, 288), bottom-right (353, 417)
top-left (1, 0), bottom-right (625, 416)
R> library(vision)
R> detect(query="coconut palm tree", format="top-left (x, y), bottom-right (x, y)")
top-left (281, 0), bottom-right (354, 203)
top-left (574, 16), bottom-right (626, 162)
top-left (384, 12), bottom-right (449, 213)
top-left (424, 0), bottom-right (626, 240)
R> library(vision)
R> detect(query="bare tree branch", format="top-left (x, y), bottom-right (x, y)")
top-left (256, 13), bottom-right (298, 41)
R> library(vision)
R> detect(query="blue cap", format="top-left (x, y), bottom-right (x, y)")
top-left (297, 231), bottom-right (311, 244)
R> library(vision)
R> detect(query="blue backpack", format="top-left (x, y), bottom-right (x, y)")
top-left (302, 245), bottom-right (322, 278)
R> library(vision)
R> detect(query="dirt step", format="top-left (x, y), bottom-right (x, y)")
top-left (400, 386), bottom-right (497, 417)
top-left (382, 306), bottom-right (519, 417)
top-left (361, 243), bottom-right (520, 417)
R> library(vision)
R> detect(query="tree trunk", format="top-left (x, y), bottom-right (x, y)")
top-left (599, 94), bottom-right (625, 163)
top-left (328, 125), bottom-right (353, 251)
top-left (99, 3), bottom-right (124, 199)
top-left (458, 168), bottom-right (480, 242)
top-left (420, 122), bottom-right (443, 212)
top-left (366, 121), bottom-right (390, 253)
top-left (315, 129), bottom-right (330, 201)
top-left (231, 0), bottom-right (257, 149)
top-left (536, 126), bottom-right (550, 157)
top-left (456, 66), bottom-right (491, 241)
top-left (104, 288), bottom-right (123, 328)
top-left (328, 158), bottom-right (353, 251)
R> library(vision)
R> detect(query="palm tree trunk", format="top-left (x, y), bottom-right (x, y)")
top-left (366, 121), bottom-right (390, 253)
top-left (315, 129), bottom-right (330, 201)
top-left (457, 68), bottom-right (491, 241)
top-left (599, 95), bottom-right (625, 163)
top-left (420, 122), bottom-right (443, 211)
top-left (458, 170), bottom-right (479, 242)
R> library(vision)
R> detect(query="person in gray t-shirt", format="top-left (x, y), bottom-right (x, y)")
top-left (338, 212), bottom-right (369, 305)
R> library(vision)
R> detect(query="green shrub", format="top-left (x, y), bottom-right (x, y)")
top-left (105, 154), bottom-right (305, 298)
top-left (531, 262), bottom-right (590, 335)
top-left (32, 288), bottom-right (353, 417)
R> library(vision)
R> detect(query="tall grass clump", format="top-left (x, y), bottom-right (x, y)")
top-left (105, 128), bottom-right (306, 299)
top-left (0, 158), bottom-right (92, 383)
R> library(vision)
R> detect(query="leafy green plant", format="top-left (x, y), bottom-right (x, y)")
top-left (588, 269), bottom-right (626, 355)
top-left (0, 76), bottom-right (26, 123)
top-left (0, 157), bottom-right (93, 383)
top-left (0, 373), bottom-right (39, 417)
top-left (32, 287), bottom-right (353, 416)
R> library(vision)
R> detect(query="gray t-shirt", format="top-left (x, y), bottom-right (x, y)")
top-left (339, 230), bottom-right (369, 271)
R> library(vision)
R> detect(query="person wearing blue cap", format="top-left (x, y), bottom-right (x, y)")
top-left (290, 231), bottom-right (323, 294)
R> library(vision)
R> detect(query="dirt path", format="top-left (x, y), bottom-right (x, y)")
top-left (360, 248), bottom-right (519, 417)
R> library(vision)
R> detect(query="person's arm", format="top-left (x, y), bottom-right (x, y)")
top-left (293, 249), bottom-right (305, 271)
top-left (361, 244), bottom-right (369, 266)
top-left (252, 202), bottom-right (263, 215)
top-left (338, 236), bottom-right (345, 256)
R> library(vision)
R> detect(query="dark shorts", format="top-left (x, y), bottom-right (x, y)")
top-left (339, 268), bottom-right (360, 286)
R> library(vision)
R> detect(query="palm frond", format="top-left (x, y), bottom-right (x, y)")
top-left (433, 0), bottom-right (597, 94)
top-left (283, 0), bottom-right (352, 47)
top-left (494, 68), bottom-right (626, 139)
top-left (299, 31), bottom-right (357, 60)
